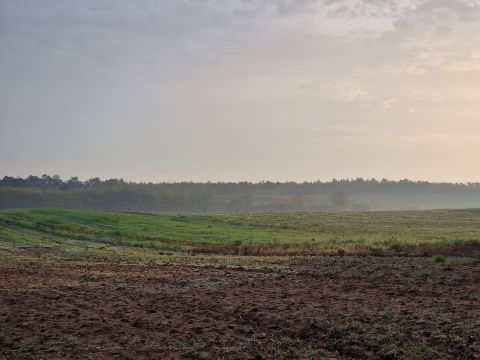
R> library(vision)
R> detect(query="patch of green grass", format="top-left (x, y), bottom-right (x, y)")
top-left (406, 344), bottom-right (443, 360)
top-left (312, 314), bottom-right (460, 360)
top-left (344, 269), bottom-right (360, 278)
top-left (432, 254), bottom-right (445, 263)
top-left (0, 208), bottom-right (314, 248)
top-left (1, 208), bottom-right (479, 257)
top-left (379, 307), bottom-right (392, 318)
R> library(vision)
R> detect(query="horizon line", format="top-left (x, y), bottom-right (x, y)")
top-left (2, 174), bottom-right (479, 186)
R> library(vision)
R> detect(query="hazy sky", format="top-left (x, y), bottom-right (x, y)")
top-left (1, 0), bottom-right (479, 182)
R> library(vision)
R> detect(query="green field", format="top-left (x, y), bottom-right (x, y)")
top-left (1, 208), bottom-right (479, 359)
top-left (1, 208), bottom-right (479, 258)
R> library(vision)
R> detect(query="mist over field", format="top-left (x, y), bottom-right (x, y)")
top-left (1, 175), bottom-right (480, 212)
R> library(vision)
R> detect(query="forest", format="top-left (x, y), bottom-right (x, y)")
top-left (1, 175), bottom-right (480, 212)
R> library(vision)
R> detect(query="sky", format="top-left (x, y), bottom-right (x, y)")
top-left (1, 0), bottom-right (479, 182)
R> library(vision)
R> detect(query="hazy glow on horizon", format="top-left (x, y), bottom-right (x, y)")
top-left (1, 0), bottom-right (479, 182)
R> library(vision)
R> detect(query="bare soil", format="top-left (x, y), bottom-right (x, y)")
top-left (1, 256), bottom-right (479, 359)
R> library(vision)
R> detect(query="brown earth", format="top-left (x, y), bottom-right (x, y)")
top-left (1, 256), bottom-right (479, 359)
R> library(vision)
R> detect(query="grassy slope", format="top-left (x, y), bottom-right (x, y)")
top-left (0, 208), bottom-right (479, 256)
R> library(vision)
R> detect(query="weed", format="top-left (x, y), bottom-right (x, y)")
top-left (14, 339), bottom-right (33, 353)
top-left (375, 334), bottom-right (394, 345)
top-left (406, 344), bottom-right (442, 360)
top-left (65, 335), bottom-right (78, 350)
top-left (178, 334), bottom-right (195, 346)
top-left (380, 307), bottom-right (392, 318)
top-left (345, 269), bottom-right (360, 278)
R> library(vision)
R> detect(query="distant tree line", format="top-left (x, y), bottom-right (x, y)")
top-left (1, 175), bottom-right (479, 212)
top-left (1, 175), bottom-right (480, 195)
